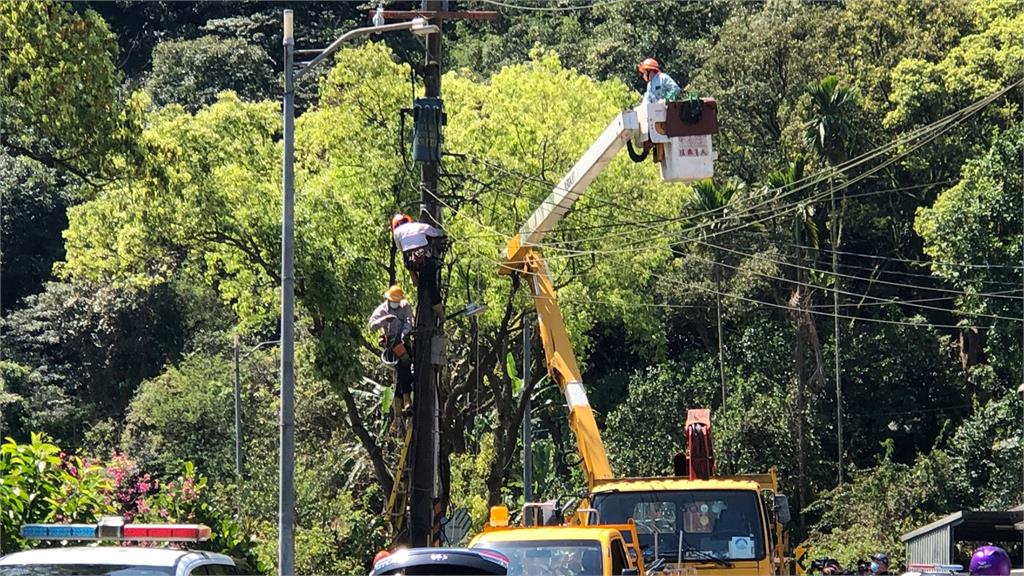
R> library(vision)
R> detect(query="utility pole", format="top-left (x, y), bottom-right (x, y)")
top-left (233, 333), bottom-right (243, 479)
top-left (522, 315), bottom-right (533, 503)
top-left (383, 1), bottom-right (496, 548)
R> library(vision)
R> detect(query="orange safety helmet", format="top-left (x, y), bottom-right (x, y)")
top-left (373, 550), bottom-right (391, 565)
top-left (638, 57), bottom-right (661, 73)
top-left (391, 213), bottom-right (413, 230)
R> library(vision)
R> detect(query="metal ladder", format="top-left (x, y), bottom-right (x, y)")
top-left (386, 421), bottom-right (414, 541)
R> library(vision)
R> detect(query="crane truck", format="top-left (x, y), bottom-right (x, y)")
top-left (496, 97), bottom-right (792, 576)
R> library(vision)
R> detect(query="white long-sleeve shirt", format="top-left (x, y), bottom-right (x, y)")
top-left (368, 300), bottom-right (414, 342)
top-left (393, 222), bottom-right (444, 252)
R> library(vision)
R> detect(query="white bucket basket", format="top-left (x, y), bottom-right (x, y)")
top-left (661, 134), bottom-right (716, 182)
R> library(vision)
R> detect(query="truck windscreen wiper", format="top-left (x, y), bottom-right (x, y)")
top-left (661, 548), bottom-right (734, 567)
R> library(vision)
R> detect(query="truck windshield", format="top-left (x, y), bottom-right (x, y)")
top-left (591, 490), bottom-right (765, 561)
top-left (474, 539), bottom-right (602, 576)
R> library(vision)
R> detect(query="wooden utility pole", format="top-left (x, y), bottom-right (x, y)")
top-left (381, 1), bottom-right (496, 548)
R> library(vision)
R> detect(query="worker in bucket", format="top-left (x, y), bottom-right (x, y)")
top-left (391, 213), bottom-right (446, 317)
top-left (969, 546), bottom-right (1011, 576)
top-left (638, 57), bottom-right (681, 103)
top-left (368, 285), bottom-right (414, 418)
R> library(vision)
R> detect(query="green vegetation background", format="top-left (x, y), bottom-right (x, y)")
top-left (2, 0), bottom-right (1024, 571)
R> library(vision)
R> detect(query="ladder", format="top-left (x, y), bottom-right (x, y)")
top-left (386, 421), bottom-right (414, 541)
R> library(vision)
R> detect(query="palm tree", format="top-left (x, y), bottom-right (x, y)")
top-left (805, 75), bottom-right (858, 487)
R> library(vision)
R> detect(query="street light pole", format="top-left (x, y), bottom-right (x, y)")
top-left (279, 11), bottom-right (437, 572)
top-left (234, 333), bottom-right (243, 478)
top-left (280, 10), bottom-right (297, 576)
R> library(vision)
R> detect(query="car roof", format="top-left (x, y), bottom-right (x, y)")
top-left (591, 477), bottom-right (762, 493)
top-left (0, 547), bottom-right (234, 567)
top-left (472, 526), bottom-right (617, 543)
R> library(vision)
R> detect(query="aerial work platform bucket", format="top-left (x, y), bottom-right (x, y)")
top-left (635, 98), bottom-right (719, 183)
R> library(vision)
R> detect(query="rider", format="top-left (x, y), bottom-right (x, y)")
top-left (869, 553), bottom-right (889, 575)
top-left (969, 546), bottom-right (1011, 576)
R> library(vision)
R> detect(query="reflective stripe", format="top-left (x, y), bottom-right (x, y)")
top-left (564, 381), bottom-right (590, 408)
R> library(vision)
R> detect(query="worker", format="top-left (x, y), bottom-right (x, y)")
top-left (969, 546), bottom-right (1011, 576)
top-left (368, 285), bottom-right (414, 418)
top-left (391, 213), bottom-right (446, 317)
top-left (638, 57), bottom-right (681, 103)
top-left (869, 553), bottom-right (889, 575)
top-left (372, 549), bottom-right (391, 568)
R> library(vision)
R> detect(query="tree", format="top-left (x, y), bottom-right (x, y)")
top-left (0, 153), bottom-right (72, 311)
top-left (681, 179), bottom-right (739, 406)
top-left (146, 36), bottom-right (277, 112)
top-left (915, 124), bottom-right (1024, 383)
top-left (0, 1), bottom-right (142, 179)
top-left (689, 1), bottom-right (836, 183)
top-left (1, 282), bottom-right (187, 445)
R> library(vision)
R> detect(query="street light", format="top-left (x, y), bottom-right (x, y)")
top-left (233, 334), bottom-right (279, 479)
top-left (279, 11), bottom-right (437, 576)
top-left (448, 302), bottom-right (488, 320)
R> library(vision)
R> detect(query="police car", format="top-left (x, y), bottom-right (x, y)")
top-left (371, 547), bottom-right (510, 575)
top-left (0, 518), bottom-right (244, 576)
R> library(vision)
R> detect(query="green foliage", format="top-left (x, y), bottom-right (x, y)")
top-left (0, 153), bottom-right (71, 311)
top-left (122, 353), bottom-right (234, 479)
top-left (915, 124), bottom-right (1024, 381)
top-left (805, 443), bottom-right (960, 568)
top-left (0, 433), bottom-right (115, 552)
top-left (2, 282), bottom-right (187, 445)
top-left (0, 1), bottom-right (142, 177)
top-left (146, 36), bottom-right (276, 112)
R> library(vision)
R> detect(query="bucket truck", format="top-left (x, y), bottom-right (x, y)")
top-left (497, 98), bottom-right (792, 576)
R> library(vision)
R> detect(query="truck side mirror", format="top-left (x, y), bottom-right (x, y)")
top-left (774, 494), bottom-right (791, 525)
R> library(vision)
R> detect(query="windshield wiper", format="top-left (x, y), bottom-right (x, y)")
top-left (660, 548), bottom-right (733, 567)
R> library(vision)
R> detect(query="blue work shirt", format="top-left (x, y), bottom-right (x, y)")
top-left (644, 71), bottom-right (681, 103)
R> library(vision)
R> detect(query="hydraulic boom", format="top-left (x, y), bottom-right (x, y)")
top-left (500, 98), bottom-right (718, 489)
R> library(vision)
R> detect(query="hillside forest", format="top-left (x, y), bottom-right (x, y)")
top-left (2, 0), bottom-right (1024, 572)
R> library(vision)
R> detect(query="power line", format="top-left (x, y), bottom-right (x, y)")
top-left (473, 75), bottom-right (1024, 254)
top-left (478, 0), bottom-right (632, 11)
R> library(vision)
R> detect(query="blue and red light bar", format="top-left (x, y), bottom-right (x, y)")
top-left (21, 518), bottom-right (210, 542)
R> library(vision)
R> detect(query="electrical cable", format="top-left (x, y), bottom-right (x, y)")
top-left (478, 0), bottom-right (633, 12)
top-left (681, 250), bottom-right (1024, 321)
top-left (466, 76), bottom-right (1024, 254)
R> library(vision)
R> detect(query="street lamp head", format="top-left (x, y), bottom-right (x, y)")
top-left (411, 16), bottom-right (440, 36)
top-left (464, 302), bottom-right (488, 318)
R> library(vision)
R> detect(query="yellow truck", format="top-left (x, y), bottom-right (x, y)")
top-left (469, 505), bottom-right (646, 576)
top-left (498, 99), bottom-right (792, 575)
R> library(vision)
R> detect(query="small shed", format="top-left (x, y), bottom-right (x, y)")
top-left (901, 510), bottom-right (1023, 567)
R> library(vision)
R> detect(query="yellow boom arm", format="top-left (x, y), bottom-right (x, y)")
top-left (502, 237), bottom-right (614, 487)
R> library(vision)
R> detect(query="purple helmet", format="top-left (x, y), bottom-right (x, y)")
top-left (970, 546), bottom-right (1011, 576)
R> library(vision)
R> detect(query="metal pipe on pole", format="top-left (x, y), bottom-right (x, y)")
top-left (234, 333), bottom-right (243, 479)
top-left (279, 10), bottom-right (297, 576)
top-left (522, 315), bottom-right (533, 504)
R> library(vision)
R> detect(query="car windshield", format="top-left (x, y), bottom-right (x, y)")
top-left (592, 490), bottom-right (765, 561)
top-left (475, 540), bottom-right (602, 576)
top-left (0, 566), bottom-right (174, 576)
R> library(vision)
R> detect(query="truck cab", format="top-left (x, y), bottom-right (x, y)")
top-left (469, 511), bottom-right (644, 576)
top-left (588, 477), bottom-right (785, 576)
